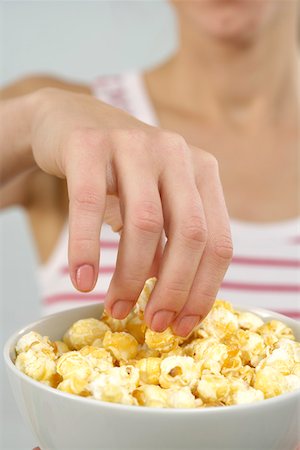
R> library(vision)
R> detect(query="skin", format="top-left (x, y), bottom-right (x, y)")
top-left (0, 84), bottom-right (231, 338)
top-left (1, 0), bottom-right (299, 339)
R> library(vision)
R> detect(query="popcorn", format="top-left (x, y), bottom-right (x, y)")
top-left (135, 346), bottom-right (160, 359)
top-left (257, 320), bottom-right (295, 342)
top-left (15, 331), bottom-right (51, 355)
top-left (254, 367), bottom-right (288, 398)
top-left (56, 351), bottom-right (93, 395)
top-left (285, 374), bottom-right (300, 392)
top-left (14, 279), bottom-right (300, 409)
top-left (160, 356), bottom-right (198, 389)
top-left (102, 331), bottom-right (139, 361)
top-left (145, 328), bottom-right (181, 353)
top-left (221, 355), bottom-right (243, 377)
top-left (237, 365), bottom-right (255, 385)
top-left (200, 302), bottom-right (239, 339)
top-left (15, 350), bottom-right (57, 385)
top-left (89, 373), bottom-right (137, 405)
top-left (196, 374), bottom-right (230, 403)
top-left (237, 312), bottom-right (264, 331)
top-left (87, 365), bottom-right (139, 405)
top-left (166, 387), bottom-right (197, 408)
top-left (133, 385), bottom-right (168, 408)
top-left (231, 385), bottom-right (264, 405)
top-left (135, 277), bottom-right (157, 317)
top-left (79, 346), bottom-right (113, 373)
top-left (275, 339), bottom-right (300, 363)
top-left (105, 366), bottom-right (140, 391)
top-left (52, 340), bottom-right (70, 357)
top-left (136, 357), bottom-right (161, 385)
top-left (257, 348), bottom-right (294, 375)
top-left (184, 337), bottom-right (228, 374)
top-left (63, 318), bottom-right (110, 350)
top-left (292, 363), bottom-right (300, 377)
top-left (235, 330), bottom-right (266, 367)
top-left (126, 315), bottom-right (147, 344)
top-left (101, 310), bottom-right (129, 333)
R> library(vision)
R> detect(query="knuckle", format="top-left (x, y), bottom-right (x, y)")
top-left (163, 281), bottom-right (190, 304)
top-left (115, 272), bottom-right (143, 291)
top-left (159, 131), bottom-right (188, 155)
top-left (197, 290), bottom-right (216, 309)
top-left (131, 201), bottom-right (163, 235)
top-left (180, 216), bottom-right (208, 247)
top-left (69, 127), bottom-right (106, 152)
top-left (116, 128), bottom-right (148, 145)
top-left (211, 233), bottom-right (233, 263)
top-left (73, 187), bottom-right (103, 213)
top-left (201, 152), bottom-right (219, 171)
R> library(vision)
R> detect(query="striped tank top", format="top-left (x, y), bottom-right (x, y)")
top-left (40, 72), bottom-right (300, 319)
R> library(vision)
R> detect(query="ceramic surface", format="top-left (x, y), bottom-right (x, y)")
top-left (4, 304), bottom-right (300, 450)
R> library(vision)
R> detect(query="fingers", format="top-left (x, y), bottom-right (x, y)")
top-left (144, 142), bottom-right (208, 332)
top-left (172, 150), bottom-right (233, 336)
top-left (66, 129), bottom-right (108, 292)
top-left (105, 156), bottom-right (163, 319)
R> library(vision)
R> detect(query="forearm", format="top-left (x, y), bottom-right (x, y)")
top-left (0, 93), bottom-right (36, 185)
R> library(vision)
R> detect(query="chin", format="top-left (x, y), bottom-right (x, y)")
top-left (173, 0), bottom-right (282, 44)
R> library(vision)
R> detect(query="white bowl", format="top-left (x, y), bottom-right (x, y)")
top-left (4, 304), bottom-right (300, 450)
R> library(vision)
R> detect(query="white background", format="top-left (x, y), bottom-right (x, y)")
top-left (0, 1), bottom-right (176, 448)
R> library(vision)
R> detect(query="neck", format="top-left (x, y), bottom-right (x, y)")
top-left (161, 10), bottom-right (299, 127)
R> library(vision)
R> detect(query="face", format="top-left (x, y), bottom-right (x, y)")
top-left (172, 0), bottom-right (294, 44)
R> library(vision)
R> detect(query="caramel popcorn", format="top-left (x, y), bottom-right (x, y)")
top-left (56, 351), bottom-right (93, 395)
top-left (103, 330), bottom-right (139, 361)
top-left (15, 278), bottom-right (300, 409)
top-left (52, 340), bottom-right (70, 357)
top-left (63, 318), bottom-right (110, 350)
top-left (135, 357), bottom-right (161, 385)
top-left (145, 327), bottom-right (181, 353)
top-left (199, 302), bottom-right (239, 339)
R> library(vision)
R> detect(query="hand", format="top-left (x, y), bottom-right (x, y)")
top-left (26, 87), bottom-right (232, 336)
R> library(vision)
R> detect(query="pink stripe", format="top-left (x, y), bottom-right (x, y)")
top-left (221, 281), bottom-right (300, 293)
top-left (44, 293), bottom-right (106, 305)
top-left (100, 240), bottom-right (118, 249)
top-left (290, 236), bottom-right (300, 244)
top-left (61, 265), bottom-right (115, 275)
top-left (232, 256), bottom-right (300, 268)
top-left (274, 309), bottom-right (300, 319)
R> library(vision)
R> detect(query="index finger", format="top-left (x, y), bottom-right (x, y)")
top-left (65, 129), bottom-right (108, 292)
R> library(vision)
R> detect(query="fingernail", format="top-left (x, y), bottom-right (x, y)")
top-left (174, 315), bottom-right (200, 337)
top-left (111, 300), bottom-right (133, 319)
top-left (76, 264), bottom-right (95, 292)
top-left (150, 310), bottom-right (176, 332)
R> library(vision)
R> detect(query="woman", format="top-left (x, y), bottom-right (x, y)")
top-left (1, 0), bottom-right (299, 339)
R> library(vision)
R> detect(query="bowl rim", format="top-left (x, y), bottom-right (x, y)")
top-left (3, 303), bottom-right (300, 415)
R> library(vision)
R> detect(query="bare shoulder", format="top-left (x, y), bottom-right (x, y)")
top-left (0, 74), bottom-right (91, 99)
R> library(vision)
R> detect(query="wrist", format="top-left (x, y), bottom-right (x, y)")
top-left (0, 93), bottom-right (36, 183)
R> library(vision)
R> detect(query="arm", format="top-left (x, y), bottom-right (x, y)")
top-left (0, 75), bottom-right (90, 207)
